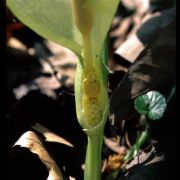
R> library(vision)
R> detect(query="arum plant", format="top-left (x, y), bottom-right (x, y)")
top-left (124, 91), bottom-right (167, 162)
top-left (7, 0), bottom-right (119, 179)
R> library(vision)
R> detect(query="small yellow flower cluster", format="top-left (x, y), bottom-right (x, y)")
top-left (82, 70), bottom-right (102, 127)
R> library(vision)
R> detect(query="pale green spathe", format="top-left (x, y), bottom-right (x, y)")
top-left (7, 0), bottom-right (82, 54)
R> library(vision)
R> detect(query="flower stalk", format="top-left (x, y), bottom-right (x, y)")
top-left (84, 130), bottom-right (104, 180)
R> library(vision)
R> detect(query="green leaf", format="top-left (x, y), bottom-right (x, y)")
top-left (86, 0), bottom-right (119, 60)
top-left (134, 91), bottom-right (167, 120)
top-left (7, 0), bottom-right (82, 54)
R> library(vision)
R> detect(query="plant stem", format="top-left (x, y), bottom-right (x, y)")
top-left (84, 130), bottom-right (103, 180)
top-left (123, 122), bottom-right (149, 162)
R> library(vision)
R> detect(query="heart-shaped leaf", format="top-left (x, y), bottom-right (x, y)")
top-left (134, 91), bottom-right (167, 120)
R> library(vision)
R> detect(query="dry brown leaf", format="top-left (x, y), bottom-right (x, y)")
top-left (110, 17), bottom-right (132, 38)
top-left (45, 41), bottom-right (77, 89)
top-left (104, 137), bottom-right (127, 155)
top-left (13, 131), bottom-right (64, 180)
top-left (122, 0), bottom-right (150, 15)
top-left (69, 177), bottom-right (76, 180)
top-left (7, 37), bottom-right (28, 51)
top-left (115, 34), bottom-right (145, 63)
top-left (32, 123), bottom-right (74, 147)
top-left (115, 6), bottom-right (175, 63)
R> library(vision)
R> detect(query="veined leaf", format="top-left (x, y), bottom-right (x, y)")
top-left (134, 91), bottom-right (167, 120)
top-left (7, 0), bottom-right (82, 54)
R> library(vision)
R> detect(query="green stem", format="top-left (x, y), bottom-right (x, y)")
top-left (84, 130), bottom-right (103, 180)
top-left (123, 122), bottom-right (149, 162)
